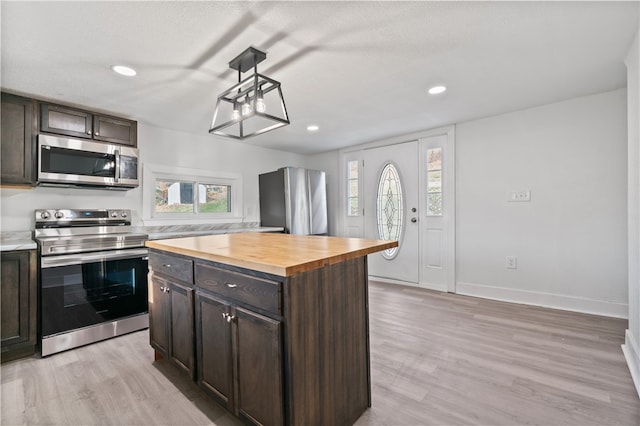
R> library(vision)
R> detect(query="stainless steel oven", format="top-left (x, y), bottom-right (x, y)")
top-left (34, 209), bottom-right (148, 356)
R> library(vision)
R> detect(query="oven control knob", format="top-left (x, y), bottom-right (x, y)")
top-left (54, 211), bottom-right (64, 219)
top-left (111, 211), bottom-right (118, 218)
top-left (40, 211), bottom-right (51, 220)
top-left (121, 211), bottom-right (128, 218)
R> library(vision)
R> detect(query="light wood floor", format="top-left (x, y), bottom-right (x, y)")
top-left (1, 281), bottom-right (638, 425)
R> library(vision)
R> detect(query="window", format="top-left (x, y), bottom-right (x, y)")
top-left (376, 163), bottom-right (403, 259)
top-left (144, 164), bottom-right (242, 222)
top-left (426, 148), bottom-right (443, 216)
top-left (347, 160), bottom-right (359, 216)
top-left (155, 180), bottom-right (195, 213)
top-left (198, 184), bottom-right (231, 213)
top-left (154, 181), bottom-right (232, 214)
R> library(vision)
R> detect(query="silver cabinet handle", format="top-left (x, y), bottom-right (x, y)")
top-left (86, 131), bottom-right (92, 135)
top-left (95, 132), bottom-right (100, 136)
top-left (221, 312), bottom-right (235, 323)
top-left (225, 282), bottom-right (237, 288)
top-left (163, 264), bottom-right (171, 268)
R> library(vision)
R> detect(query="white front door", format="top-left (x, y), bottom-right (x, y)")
top-left (364, 141), bottom-right (420, 284)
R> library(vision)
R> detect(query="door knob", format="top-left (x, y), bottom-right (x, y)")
top-left (411, 217), bottom-right (417, 223)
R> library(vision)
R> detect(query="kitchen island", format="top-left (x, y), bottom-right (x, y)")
top-left (145, 233), bottom-right (397, 426)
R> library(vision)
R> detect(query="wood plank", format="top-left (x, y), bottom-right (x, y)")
top-left (2, 281), bottom-right (637, 425)
top-left (146, 233), bottom-right (396, 276)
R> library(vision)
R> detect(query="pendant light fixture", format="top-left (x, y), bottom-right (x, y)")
top-left (209, 47), bottom-right (290, 140)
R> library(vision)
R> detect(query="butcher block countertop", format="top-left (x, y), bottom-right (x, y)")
top-left (145, 232), bottom-right (397, 277)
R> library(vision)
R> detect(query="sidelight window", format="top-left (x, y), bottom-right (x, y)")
top-left (426, 148), bottom-right (443, 216)
top-left (347, 160), bottom-right (360, 216)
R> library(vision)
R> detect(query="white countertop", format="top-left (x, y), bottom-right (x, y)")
top-left (0, 225), bottom-right (283, 252)
top-left (0, 231), bottom-right (37, 251)
top-left (146, 226), bottom-right (283, 240)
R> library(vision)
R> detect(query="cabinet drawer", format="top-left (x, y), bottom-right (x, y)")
top-left (195, 263), bottom-right (281, 315)
top-left (150, 252), bottom-right (193, 284)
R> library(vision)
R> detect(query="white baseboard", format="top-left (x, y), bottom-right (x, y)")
top-left (368, 276), bottom-right (448, 292)
top-left (368, 275), bottom-right (419, 287)
top-left (456, 281), bottom-right (628, 319)
top-left (622, 329), bottom-right (640, 398)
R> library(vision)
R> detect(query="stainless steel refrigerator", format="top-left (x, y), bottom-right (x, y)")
top-left (259, 167), bottom-right (328, 235)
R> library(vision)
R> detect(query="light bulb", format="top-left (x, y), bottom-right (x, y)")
top-left (256, 89), bottom-right (266, 113)
top-left (231, 103), bottom-right (241, 121)
top-left (242, 101), bottom-right (252, 116)
top-left (256, 97), bottom-right (266, 113)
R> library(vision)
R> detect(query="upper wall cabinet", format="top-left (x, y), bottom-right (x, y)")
top-left (1, 93), bottom-right (37, 186)
top-left (40, 103), bottom-right (137, 147)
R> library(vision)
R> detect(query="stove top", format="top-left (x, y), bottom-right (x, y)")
top-left (35, 209), bottom-right (132, 228)
top-left (34, 209), bottom-right (148, 256)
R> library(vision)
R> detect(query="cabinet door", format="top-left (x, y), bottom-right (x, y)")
top-left (1, 93), bottom-right (36, 185)
top-left (148, 274), bottom-right (169, 358)
top-left (195, 292), bottom-right (233, 410)
top-left (1, 250), bottom-right (37, 362)
top-left (94, 115), bottom-right (137, 146)
top-left (236, 307), bottom-right (284, 426)
top-left (168, 281), bottom-right (195, 378)
top-left (40, 103), bottom-right (93, 139)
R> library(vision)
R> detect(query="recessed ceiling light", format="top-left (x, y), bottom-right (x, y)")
top-left (307, 125), bottom-right (319, 132)
top-left (428, 85), bottom-right (447, 95)
top-left (112, 65), bottom-right (137, 77)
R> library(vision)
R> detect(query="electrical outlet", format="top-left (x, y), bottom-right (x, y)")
top-left (506, 256), bottom-right (517, 269)
top-left (508, 190), bottom-right (531, 202)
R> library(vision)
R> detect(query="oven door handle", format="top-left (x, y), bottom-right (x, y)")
top-left (40, 248), bottom-right (149, 268)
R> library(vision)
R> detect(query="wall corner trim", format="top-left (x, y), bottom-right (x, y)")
top-left (622, 329), bottom-right (640, 398)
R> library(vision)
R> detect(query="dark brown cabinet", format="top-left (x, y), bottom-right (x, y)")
top-left (195, 291), bottom-right (283, 426)
top-left (40, 103), bottom-right (137, 147)
top-left (1, 250), bottom-right (37, 363)
top-left (1, 93), bottom-right (37, 186)
top-left (148, 270), bottom-right (195, 379)
top-left (148, 245), bottom-right (372, 426)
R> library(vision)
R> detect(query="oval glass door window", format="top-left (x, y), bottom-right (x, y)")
top-left (376, 163), bottom-right (403, 259)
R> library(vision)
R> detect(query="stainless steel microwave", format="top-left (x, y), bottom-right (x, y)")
top-left (38, 134), bottom-right (139, 190)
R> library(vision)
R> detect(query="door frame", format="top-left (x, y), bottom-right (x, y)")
top-left (338, 125), bottom-right (456, 292)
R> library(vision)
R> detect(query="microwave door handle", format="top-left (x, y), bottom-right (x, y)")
top-left (114, 150), bottom-right (120, 183)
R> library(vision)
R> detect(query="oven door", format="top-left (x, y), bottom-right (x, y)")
top-left (40, 248), bottom-right (149, 337)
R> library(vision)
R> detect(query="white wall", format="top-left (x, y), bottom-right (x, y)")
top-left (0, 123), bottom-right (307, 230)
top-left (306, 150), bottom-right (340, 236)
top-left (456, 89), bottom-right (628, 318)
top-left (138, 124), bottom-right (307, 225)
top-left (622, 29), bottom-right (640, 397)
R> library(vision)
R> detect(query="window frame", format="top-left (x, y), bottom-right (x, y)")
top-left (143, 163), bottom-right (243, 224)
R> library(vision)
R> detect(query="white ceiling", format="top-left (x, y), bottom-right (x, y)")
top-left (1, 1), bottom-right (638, 155)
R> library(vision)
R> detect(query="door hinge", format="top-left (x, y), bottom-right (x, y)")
top-left (362, 159), bottom-right (365, 167)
